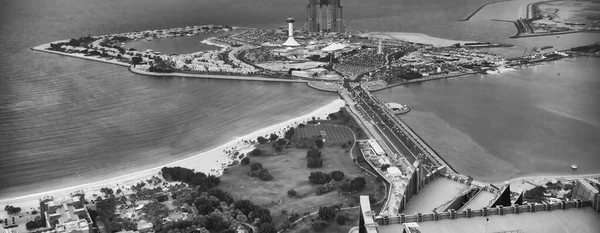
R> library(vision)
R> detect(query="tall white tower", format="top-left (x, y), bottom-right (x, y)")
top-left (283, 17), bottom-right (300, 46)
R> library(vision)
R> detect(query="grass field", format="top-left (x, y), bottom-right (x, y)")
top-left (289, 209), bottom-right (361, 233)
top-left (218, 124), bottom-right (385, 230)
top-left (292, 124), bottom-right (356, 143)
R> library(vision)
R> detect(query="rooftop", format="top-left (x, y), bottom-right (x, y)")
top-left (378, 207), bottom-right (600, 233)
top-left (460, 190), bottom-right (497, 211)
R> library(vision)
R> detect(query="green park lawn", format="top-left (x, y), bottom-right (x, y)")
top-left (219, 124), bottom-right (385, 230)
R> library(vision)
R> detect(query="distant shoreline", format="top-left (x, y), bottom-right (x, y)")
top-left (31, 41), bottom-right (310, 83)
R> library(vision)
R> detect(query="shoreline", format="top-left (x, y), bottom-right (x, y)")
top-left (0, 99), bottom-right (346, 216)
top-left (129, 66), bottom-right (308, 83)
top-left (31, 41), bottom-right (312, 83)
top-left (31, 42), bottom-right (130, 67)
top-left (492, 173), bottom-right (600, 187)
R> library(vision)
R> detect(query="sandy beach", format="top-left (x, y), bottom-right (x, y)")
top-left (0, 99), bottom-right (346, 220)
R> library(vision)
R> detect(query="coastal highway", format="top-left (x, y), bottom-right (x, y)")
top-left (348, 89), bottom-right (418, 165)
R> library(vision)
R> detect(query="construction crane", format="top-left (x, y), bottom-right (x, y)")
top-left (529, 47), bottom-right (537, 56)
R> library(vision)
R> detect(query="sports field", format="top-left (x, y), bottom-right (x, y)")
top-left (293, 124), bottom-right (355, 143)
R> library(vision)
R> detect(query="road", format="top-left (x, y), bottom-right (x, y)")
top-left (349, 88), bottom-right (418, 165)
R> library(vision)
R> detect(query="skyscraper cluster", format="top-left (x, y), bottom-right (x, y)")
top-left (306, 0), bottom-right (344, 33)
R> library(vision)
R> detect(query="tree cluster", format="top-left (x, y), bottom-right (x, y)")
top-left (248, 163), bottom-right (273, 181)
top-left (95, 196), bottom-right (137, 232)
top-left (100, 187), bottom-right (114, 196)
top-left (318, 206), bottom-right (337, 221)
top-left (241, 157), bottom-right (250, 165)
top-left (311, 220), bottom-right (328, 232)
top-left (340, 177), bottom-right (367, 193)
top-left (4, 205), bottom-right (21, 215)
top-left (269, 133), bottom-right (279, 142)
top-left (315, 181), bottom-right (337, 195)
top-left (306, 148), bottom-right (324, 168)
top-left (233, 200), bottom-right (274, 225)
top-left (294, 136), bottom-right (321, 149)
top-left (330, 171), bottom-right (345, 181)
top-left (308, 170), bottom-right (345, 185)
top-left (257, 136), bottom-right (269, 144)
top-left (315, 138), bottom-right (324, 148)
top-left (275, 138), bottom-right (287, 146)
top-left (309, 172), bottom-right (332, 185)
top-left (306, 148), bottom-right (321, 158)
top-left (248, 148), bottom-right (270, 157)
top-left (284, 127), bottom-right (295, 139)
top-left (156, 188), bottom-right (274, 233)
top-left (25, 216), bottom-right (46, 230)
top-left (160, 167), bottom-right (220, 191)
top-left (307, 157), bottom-right (323, 168)
top-left (524, 186), bottom-right (547, 203)
top-left (248, 168), bottom-right (274, 181)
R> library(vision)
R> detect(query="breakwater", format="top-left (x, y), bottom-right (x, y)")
top-left (461, 0), bottom-right (516, 21)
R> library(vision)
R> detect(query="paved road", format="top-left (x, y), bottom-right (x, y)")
top-left (350, 89), bottom-right (420, 165)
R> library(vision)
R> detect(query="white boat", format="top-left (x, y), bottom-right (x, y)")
top-left (571, 164), bottom-right (578, 170)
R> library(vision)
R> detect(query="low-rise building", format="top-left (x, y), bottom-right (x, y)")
top-left (39, 193), bottom-right (93, 233)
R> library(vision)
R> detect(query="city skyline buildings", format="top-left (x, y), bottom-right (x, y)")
top-left (306, 0), bottom-right (344, 33)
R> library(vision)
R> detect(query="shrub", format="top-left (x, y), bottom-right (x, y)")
top-left (309, 172), bottom-right (331, 185)
top-left (269, 133), bottom-right (279, 142)
top-left (248, 169), bottom-right (273, 181)
top-left (284, 128), bottom-right (295, 139)
top-left (306, 148), bottom-right (322, 158)
top-left (160, 167), bottom-right (220, 190)
top-left (381, 164), bottom-right (390, 171)
top-left (257, 136), bottom-right (269, 144)
top-left (311, 220), bottom-right (328, 232)
top-left (340, 177), bottom-right (367, 193)
top-left (258, 222), bottom-right (276, 233)
top-left (288, 212), bottom-right (301, 222)
top-left (276, 138), bottom-right (287, 146)
top-left (250, 163), bottom-right (263, 171)
top-left (307, 157), bottom-right (323, 168)
top-left (315, 139), bottom-right (324, 148)
top-left (336, 214), bottom-right (347, 225)
top-left (156, 195), bottom-right (168, 202)
top-left (241, 157), bottom-right (250, 165)
top-left (315, 185), bottom-right (328, 195)
top-left (330, 171), bottom-right (345, 181)
top-left (318, 206), bottom-right (336, 221)
top-left (294, 136), bottom-right (318, 148)
top-left (249, 148), bottom-right (269, 157)
top-left (287, 189), bottom-right (297, 197)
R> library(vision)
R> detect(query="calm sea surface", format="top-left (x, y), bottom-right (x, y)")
top-left (376, 57), bottom-right (600, 182)
top-left (0, 0), bottom-right (598, 197)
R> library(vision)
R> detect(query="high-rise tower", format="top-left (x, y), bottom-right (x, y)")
top-left (306, 0), bottom-right (344, 33)
top-left (283, 17), bottom-right (300, 46)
